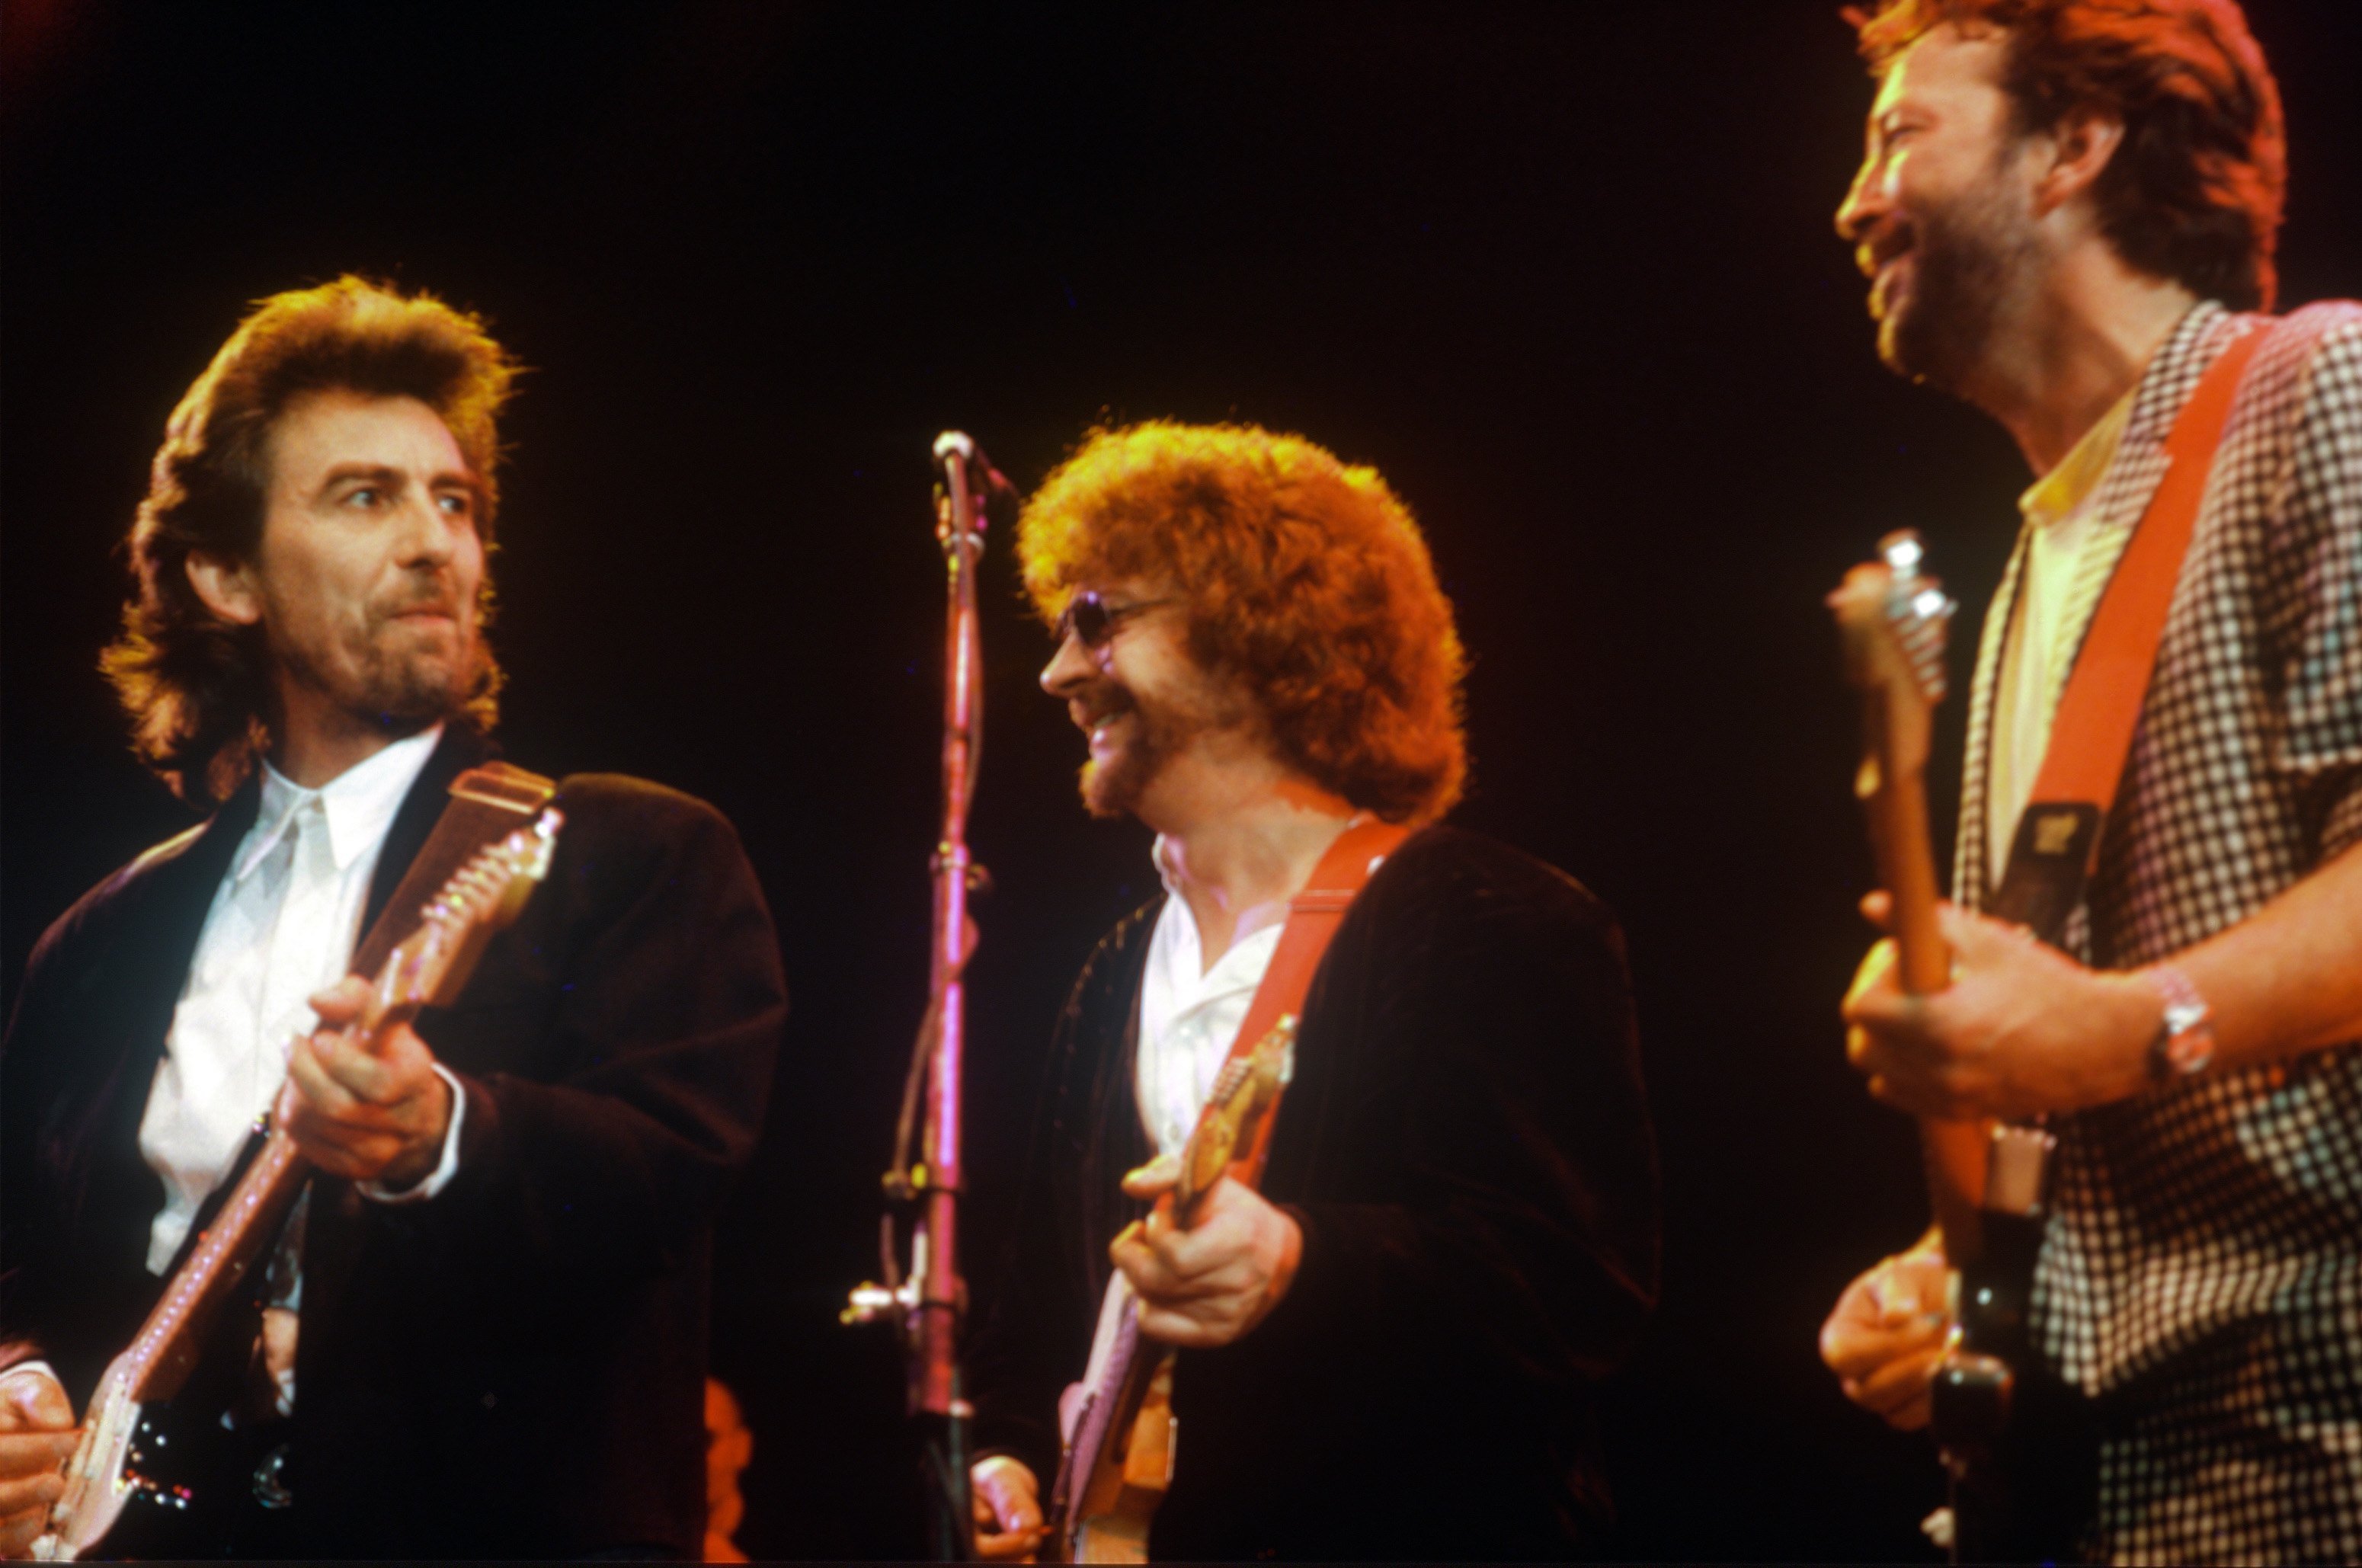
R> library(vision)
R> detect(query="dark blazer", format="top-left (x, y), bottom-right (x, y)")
top-left (968, 827), bottom-right (1659, 1561)
top-left (0, 728), bottom-right (786, 1558)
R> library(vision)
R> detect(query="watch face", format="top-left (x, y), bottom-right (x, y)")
top-left (2143, 968), bottom-right (2215, 1082)
top-left (2165, 1032), bottom-right (2216, 1075)
top-left (2162, 1011), bottom-right (2216, 1076)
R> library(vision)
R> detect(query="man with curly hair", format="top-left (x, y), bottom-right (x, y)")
top-left (1818, 1), bottom-right (2362, 1558)
top-left (0, 279), bottom-right (784, 1558)
top-left (965, 422), bottom-right (1659, 1560)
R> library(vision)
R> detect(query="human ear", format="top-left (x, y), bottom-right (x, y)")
top-left (185, 549), bottom-right (263, 626)
top-left (2032, 107), bottom-right (2125, 219)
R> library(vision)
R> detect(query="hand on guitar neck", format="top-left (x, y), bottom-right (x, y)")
top-left (1109, 1151), bottom-right (1303, 1350)
top-left (1842, 891), bottom-right (2165, 1123)
top-left (277, 973), bottom-right (457, 1189)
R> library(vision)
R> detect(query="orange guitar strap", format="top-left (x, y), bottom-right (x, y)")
top-left (1217, 815), bottom-right (1410, 1186)
top-left (1989, 325), bottom-right (2268, 940)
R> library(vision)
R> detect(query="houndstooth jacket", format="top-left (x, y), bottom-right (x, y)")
top-left (1954, 299), bottom-right (2362, 1563)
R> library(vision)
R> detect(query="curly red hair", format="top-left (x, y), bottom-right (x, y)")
top-left (1017, 422), bottom-right (1467, 826)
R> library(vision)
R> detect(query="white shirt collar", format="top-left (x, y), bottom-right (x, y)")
top-left (1143, 833), bottom-right (1287, 1013)
top-left (236, 725), bottom-right (444, 882)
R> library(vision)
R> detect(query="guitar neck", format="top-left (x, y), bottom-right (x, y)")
top-left (1861, 708), bottom-right (1951, 995)
top-left (121, 1129), bottom-right (310, 1406)
top-left (1860, 715), bottom-right (1989, 1261)
top-left (1835, 541), bottom-right (1988, 1266)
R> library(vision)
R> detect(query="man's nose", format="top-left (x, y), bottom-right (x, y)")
top-left (394, 496), bottom-right (460, 565)
top-left (1041, 630), bottom-right (1094, 697)
top-left (1836, 158), bottom-right (1886, 245)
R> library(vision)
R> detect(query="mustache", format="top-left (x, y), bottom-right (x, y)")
top-left (1070, 684), bottom-right (1135, 729)
top-left (376, 573), bottom-right (469, 621)
top-left (1855, 217), bottom-right (1916, 278)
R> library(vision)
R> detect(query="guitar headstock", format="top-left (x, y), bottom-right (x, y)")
top-left (1832, 530), bottom-right (1955, 784)
top-left (380, 808), bottom-right (565, 1017)
top-left (1176, 1016), bottom-right (1297, 1220)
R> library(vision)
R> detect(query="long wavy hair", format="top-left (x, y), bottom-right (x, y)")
top-left (102, 277), bottom-right (519, 805)
top-left (1848, 0), bottom-right (2286, 311)
top-left (1017, 421), bottom-right (1467, 826)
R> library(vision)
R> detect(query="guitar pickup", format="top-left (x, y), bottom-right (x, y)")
top-left (1983, 1125), bottom-right (2057, 1219)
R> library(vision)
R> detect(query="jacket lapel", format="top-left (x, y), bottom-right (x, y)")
top-left (360, 725), bottom-right (495, 938)
top-left (1954, 302), bottom-right (2236, 910)
top-left (51, 782), bottom-right (260, 1268)
top-left (1957, 534), bottom-right (2026, 912)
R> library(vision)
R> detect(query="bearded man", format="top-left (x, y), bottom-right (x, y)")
top-left (1817, 2), bottom-right (2362, 1560)
top-left (962, 422), bottom-right (1659, 1561)
top-left (0, 279), bottom-right (785, 1559)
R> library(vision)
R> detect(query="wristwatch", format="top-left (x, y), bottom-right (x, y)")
top-left (2139, 963), bottom-right (2217, 1083)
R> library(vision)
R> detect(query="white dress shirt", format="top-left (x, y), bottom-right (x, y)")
top-left (136, 725), bottom-right (464, 1275)
top-left (1134, 837), bottom-right (1285, 1157)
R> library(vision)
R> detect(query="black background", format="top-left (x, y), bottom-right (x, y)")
top-left (6, 2), bottom-right (2358, 1559)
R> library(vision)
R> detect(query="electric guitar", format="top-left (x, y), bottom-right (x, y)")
top-left (1044, 1016), bottom-right (1297, 1564)
top-left (1832, 534), bottom-right (2092, 1561)
top-left (1832, 532), bottom-right (1986, 1256)
top-left (33, 808), bottom-right (564, 1562)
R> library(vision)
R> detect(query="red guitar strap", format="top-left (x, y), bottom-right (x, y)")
top-left (1989, 325), bottom-right (2268, 940)
top-left (1215, 815), bottom-right (1410, 1186)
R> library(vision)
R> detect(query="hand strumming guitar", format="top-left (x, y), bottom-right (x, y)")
top-left (277, 974), bottom-right (456, 1189)
top-left (1110, 1153), bottom-right (1302, 1350)
top-left (1819, 1234), bottom-right (1951, 1432)
top-left (969, 1454), bottom-right (1045, 1562)
top-left (0, 1365), bottom-right (75, 1558)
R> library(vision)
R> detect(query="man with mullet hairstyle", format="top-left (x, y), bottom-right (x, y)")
top-left (0, 279), bottom-right (784, 1559)
top-left (1816, 2), bottom-right (2362, 1558)
top-left (964, 422), bottom-right (1659, 1561)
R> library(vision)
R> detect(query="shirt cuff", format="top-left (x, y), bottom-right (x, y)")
top-left (0, 1359), bottom-right (62, 1394)
top-left (357, 1063), bottom-right (467, 1205)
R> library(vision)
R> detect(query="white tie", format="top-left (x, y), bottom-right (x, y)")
top-left (256, 798), bottom-right (347, 1111)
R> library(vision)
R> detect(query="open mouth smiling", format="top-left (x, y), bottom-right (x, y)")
top-left (1858, 222), bottom-right (1917, 317)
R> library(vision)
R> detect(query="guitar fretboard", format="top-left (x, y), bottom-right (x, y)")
top-left (125, 1129), bottom-right (307, 1403)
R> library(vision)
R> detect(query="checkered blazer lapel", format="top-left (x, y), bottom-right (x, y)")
top-left (1953, 302), bottom-right (2236, 934)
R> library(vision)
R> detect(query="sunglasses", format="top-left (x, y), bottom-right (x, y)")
top-left (1056, 591), bottom-right (1174, 650)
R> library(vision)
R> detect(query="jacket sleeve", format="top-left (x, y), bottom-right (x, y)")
top-left (2274, 310), bottom-right (2362, 859)
top-left (393, 775), bottom-right (786, 1289)
top-left (1209, 841), bottom-right (1660, 1400)
top-left (1, 918), bottom-right (75, 1371)
top-left (0, 861), bottom-right (203, 1403)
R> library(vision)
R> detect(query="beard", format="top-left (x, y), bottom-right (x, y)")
top-left (1076, 670), bottom-right (1247, 820)
top-left (1876, 165), bottom-right (2041, 393)
top-left (271, 587), bottom-right (488, 738)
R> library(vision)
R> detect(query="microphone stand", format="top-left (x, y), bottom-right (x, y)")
top-left (844, 431), bottom-right (1006, 1560)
